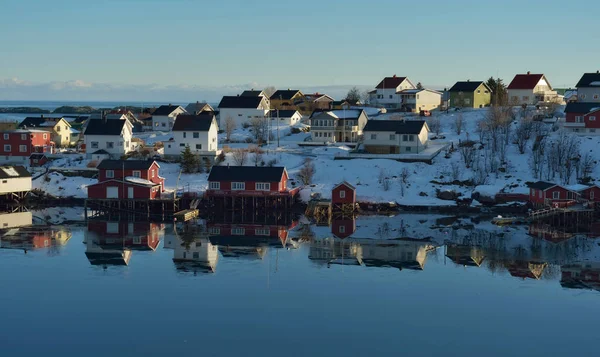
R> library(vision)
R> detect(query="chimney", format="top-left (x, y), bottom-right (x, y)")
top-left (393, 74), bottom-right (397, 78)
top-left (40, 114), bottom-right (44, 119)
top-left (227, 163), bottom-right (230, 168)
top-left (597, 70), bottom-right (599, 74)
top-left (467, 79), bottom-right (470, 82)
top-left (527, 71), bottom-right (531, 75)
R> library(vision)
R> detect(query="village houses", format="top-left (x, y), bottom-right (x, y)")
top-left (575, 71), bottom-right (600, 102)
top-left (507, 72), bottom-right (559, 106)
top-left (164, 113), bottom-right (220, 160)
top-left (218, 95), bottom-right (269, 128)
top-left (563, 72), bottom-right (600, 134)
top-left (448, 80), bottom-right (492, 108)
top-left (268, 109), bottom-right (302, 126)
top-left (152, 104), bottom-right (187, 131)
top-left (83, 119), bottom-right (133, 159)
top-left (398, 88), bottom-right (443, 113)
top-left (18, 116), bottom-right (72, 148)
top-left (370, 75), bottom-right (416, 109)
top-left (296, 93), bottom-right (334, 115)
top-left (87, 159), bottom-right (164, 200)
top-left (361, 120), bottom-right (429, 154)
top-left (269, 90), bottom-right (305, 111)
top-left (0, 129), bottom-right (53, 165)
top-left (310, 109), bottom-right (368, 143)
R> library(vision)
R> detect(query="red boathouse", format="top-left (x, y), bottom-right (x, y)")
top-left (87, 159), bottom-right (165, 200)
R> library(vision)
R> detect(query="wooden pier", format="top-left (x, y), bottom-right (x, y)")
top-left (84, 198), bottom-right (181, 221)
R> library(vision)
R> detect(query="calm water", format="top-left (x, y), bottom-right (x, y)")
top-left (1, 213), bottom-right (599, 357)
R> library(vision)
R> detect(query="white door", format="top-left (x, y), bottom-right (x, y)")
top-left (128, 187), bottom-right (134, 198)
top-left (106, 187), bottom-right (119, 198)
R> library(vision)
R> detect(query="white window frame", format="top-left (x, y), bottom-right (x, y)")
top-left (43, 133), bottom-right (47, 140)
top-left (255, 228), bottom-right (270, 236)
top-left (20, 134), bottom-right (26, 140)
top-left (3, 144), bottom-right (10, 152)
top-left (339, 225), bottom-right (346, 233)
top-left (19, 145), bottom-right (27, 153)
top-left (232, 227), bottom-right (245, 235)
top-left (256, 182), bottom-right (270, 191)
top-left (339, 190), bottom-right (346, 198)
top-left (106, 170), bottom-right (114, 178)
top-left (589, 116), bottom-right (596, 121)
top-left (552, 191), bottom-right (560, 199)
top-left (232, 182), bottom-right (245, 190)
top-left (91, 141), bottom-right (99, 149)
top-left (208, 227), bottom-right (220, 235)
top-left (209, 182), bottom-right (220, 190)
top-left (370, 134), bottom-right (377, 140)
top-left (132, 170), bottom-right (141, 178)
top-left (3, 133), bottom-right (8, 140)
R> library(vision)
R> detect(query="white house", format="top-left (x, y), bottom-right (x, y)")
top-left (398, 89), bottom-right (443, 112)
top-left (164, 113), bottom-right (220, 160)
top-left (0, 211), bottom-right (32, 230)
top-left (371, 75), bottom-right (416, 109)
top-left (310, 109), bottom-right (369, 143)
top-left (362, 119), bottom-right (429, 154)
top-left (218, 96), bottom-right (269, 128)
top-left (152, 105), bottom-right (187, 131)
top-left (84, 119), bottom-right (133, 159)
top-left (269, 110), bottom-right (302, 125)
top-left (507, 72), bottom-right (559, 105)
top-left (184, 102), bottom-right (214, 115)
top-left (575, 71), bottom-right (600, 102)
top-left (0, 165), bottom-right (32, 198)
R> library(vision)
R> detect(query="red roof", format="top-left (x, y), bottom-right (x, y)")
top-left (376, 75), bottom-right (407, 89)
top-left (507, 73), bottom-right (545, 90)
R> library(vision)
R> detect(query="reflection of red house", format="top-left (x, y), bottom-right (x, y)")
top-left (86, 221), bottom-right (163, 250)
top-left (331, 217), bottom-right (356, 239)
top-left (527, 224), bottom-right (574, 243)
top-left (332, 181), bottom-right (356, 206)
top-left (0, 231), bottom-right (52, 250)
top-left (87, 160), bottom-right (165, 200)
top-left (207, 221), bottom-right (298, 257)
top-left (561, 263), bottom-right (600, 292)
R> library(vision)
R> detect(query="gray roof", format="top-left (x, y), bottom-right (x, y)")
top-left (218, 96), bottom-right (263, 109)
top-left (0, 166), bottom-right (31, 179)
top-left (575, 72), bottom-right (600, 88)
top-left (448, 81), bottom-right (490, 92)
top-left (184, 102), bottom-right (214, 114)
top-left (172, 114), bottom-right (215, 131)
top-left (269, 110), bottom-right (299, 118)
top-left (240, 90), bottom-right (264, 97)
top-left (564, 102), bottom-right (600, 114)
top-left (84, 119), bottom-right (127, 136)
top-left (153, 105), bottom-right (184, 116)
top-left (527, 181), bottom-right (557, 191)
top-left (208, 166), bottom-right (285, 182)
top-left (363, 119), bottom-right (426, 134)
top-left (97, 160), bottom-right (156, 170)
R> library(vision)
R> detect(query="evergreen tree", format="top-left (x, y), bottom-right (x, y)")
top-left (486, 77), bottom-right (508, 106)
top-left (180, 145), bottom-right (198, 173)
top-left (416, 82), bottom-right (424, 90)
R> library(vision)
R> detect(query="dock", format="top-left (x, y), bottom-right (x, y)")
top-left (174, 209), bottom-right (199, 222)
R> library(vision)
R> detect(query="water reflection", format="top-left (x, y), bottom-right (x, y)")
top-left (164, 224), bottom-right (218, 274)
top-left (0, 211), bottom-right (72, 254)
top-left (84, 220), bottom-right (165, 266)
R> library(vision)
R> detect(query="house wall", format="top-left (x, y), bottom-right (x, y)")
top-left (87, 181), bottom-right (158, 199)
top-left (0, 176), bottom-right (32, 194)
top-left (473, 84), bottom-right (492, 108)
top-left (416, 91), bottom-right (442, 112)
top-left (85, 128), bottom-right (133, 159)
top-left (0, 211), bottom-right (32, 229)
top-left (0, 132), bottom-right (52, 163)
top-left (218, 108), bottom-right (269, 128)
top-left (53, 119), bottom-right (72, 147)
top-left (164, 122), bottom-right (219, 158)
top-left (272, 112), bottom-right (302, 126)
top-left (449, 92), bottom-right (475, 108)
top-left (332, 219), bottom-right (356, 239)
top-left (363, 125), bottom-right (428, 154)
top-left (581, 187), bottom-right (600, 202)
top-left (332, 185), bottom-right (355, 205)
top-left (173, 237), bottom-right (218, 265)
top-left (152, 107), bottom-right (186, 131)
top-left (508, 89), bottom-right (536, 105)
top-left (577, 88), bottom-right (600, 102)
top-left (271, 93), bottom-right (304, 111)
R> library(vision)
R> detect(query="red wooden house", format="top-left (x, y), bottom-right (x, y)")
top-left (563, 102), bottom-right (600, 134)
top-left (206, 166), bottom-right (298, 198)
top-left (332, 181), bottom-right (356, 205)
top-left (331, 217), bottom-right (356, 239)
top-left (0, 129), bottom-right (53, 165)
top-left (527, 181), bottom-right (577, 208)
top-left (566, 184), bottom-right (600, 204)
top-left (29, 153), bottom-right (48, 167)
top-left (87, 159), bottom-right (165, 200)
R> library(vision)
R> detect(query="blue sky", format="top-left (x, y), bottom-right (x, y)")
top-left (0, 0), bottom-right (598, 101)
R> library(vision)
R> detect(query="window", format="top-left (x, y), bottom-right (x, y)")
top-left (118, 141), bottom-right (123, 147)
top-left (232, 182), bottom-right (245, 190)
top-left (193, 132), bottom-right (199, 138)
top-left (125, 141), bottom-right (129, 148)
top-left (552, 191), bottom-right (560, 199)
top-left (106, 142), bottom-right (114, 149)
top-left (1, 180), bottom-right (5, 184)
top-left (580, 94), bottom-right (587, 99)
top-left (91, 141), bottom-right (99, 149)
top-left (167, 144), bottom-right (171, 148)
top-left (590, 129), bottom-right (596, 133)
top-left (209, 227), bottom-right (220, 235)
top-left (3, 145), bottom-right (10, 152)
top-left (209, 182), bottom-right (220, 190)
top-left (594, 94), bottom-right (599, 100)
top-left (370, 134), bottom-right (377, 140)
top-left (232, 227), bottom-right (245, 235)
top-left (538, 190), bottom-right (542, 198)
top-left (523, 96), bottom-right (530, 101)
top-left (406, 146), bottom-right (412, 152)
top-left (21, 134), bottom-right (26, 140)
top-left (389, 134), bottom-right (395, 140)
top-left (132, 170), bottom-right (141, 178)
top-left (464, 98), bottom-right (471, 104)
top-left (57, 126), bottom-right (61, 132)
top-left (195, 144), bottom-right (202, 150)
top-left (576, 116), bottom-right (584, 123)
top-left (106, 170), bottom-right (114, 178)
top-left (255, 228), bottom-right (270, 236)
top-left (477, 90), bottom-right (481, 93)
top-left (590, 116), bottom-right (596, 121)
top-left (179, 143), bottom-right (185, 147)
top-left (162, 122), bottom-right (166, 127)
top-left (43, 134), bottom-right (47, 139)
top-left (389, 95), bottom-right (393, 99)
top-left (19, 145), bottom-right (27, 152)
top-left (3, 134), bottom-right (8, 140)
top-left (591, 191), bottom-right (595, 200)
top-left (183, 132), bottom-right (187, 138)
top-left (339, 190), bottom-right (346, 199)
top-left (256, 183), bottom-right (270, 191)
top-left (511, 96), bottom-right (518, 102)
top-left (192, 252), bottom-right (200, 259)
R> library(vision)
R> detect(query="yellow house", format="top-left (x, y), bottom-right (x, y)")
top-left (18, 116), bottom-right (72, 148)
top-left (270, 89), bottom-right (305, 111)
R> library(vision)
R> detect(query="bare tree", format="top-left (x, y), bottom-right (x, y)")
top-left (428, 117), bottom-right (441, 136)
top-left (249, 145), bottom-right (264, 166)
top-left (577, 152), bottom-right (595, 181)
top-left (529, 135), bottom-right (546, 180)
top-left (224, 116), bottom-right (236, 142)
top-left (450, 162), bottom-right (461, 181)
top-left (360, 90), bottom-right (371, 106)
top-left (399, 168), bottom-right (410, 196)
top-left (263, 86), bottom-right (276, 98)
top-left (458, 140), bottom-right (477, 168)
top-left (297, 158), bottom-right (316, 185)
top-left (514, 121), bottom-right (530, 154)
top-left (544, 131), bottom-right (580, 184)
top-left (232, 149), bottom-right (248, 166)
top-left (378, 168), bottom-right (390, 191)
top-left (453, 114), bottom-right (464, 135)
top-left (250, 117), bottom-right (270, 143)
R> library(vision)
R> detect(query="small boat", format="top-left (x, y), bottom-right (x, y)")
top-left (491, 215), bottom-right (523, 226)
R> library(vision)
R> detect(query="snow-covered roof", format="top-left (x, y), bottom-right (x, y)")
top-left (125, 176), bottom-right (157, 187)
top-left (70, 128), bottom-right (80, 134)
top-left (565, 184), bottom-right (593, 192)
top-left (589, 81), bottom-right (600, 86)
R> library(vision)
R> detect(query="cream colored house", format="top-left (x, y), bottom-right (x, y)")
top-left (398, 89), bottom-right (442, 112)
top-left (507, 72), bottom-right (559, 105)
top-left (310, 109), bottom-right (369, 143)
top-left (362, 119), bottom-right (429, 154)
top-left (371, 75), bottom-right (416, 109)
top-left (18, 116), bottom-right (72, 148)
